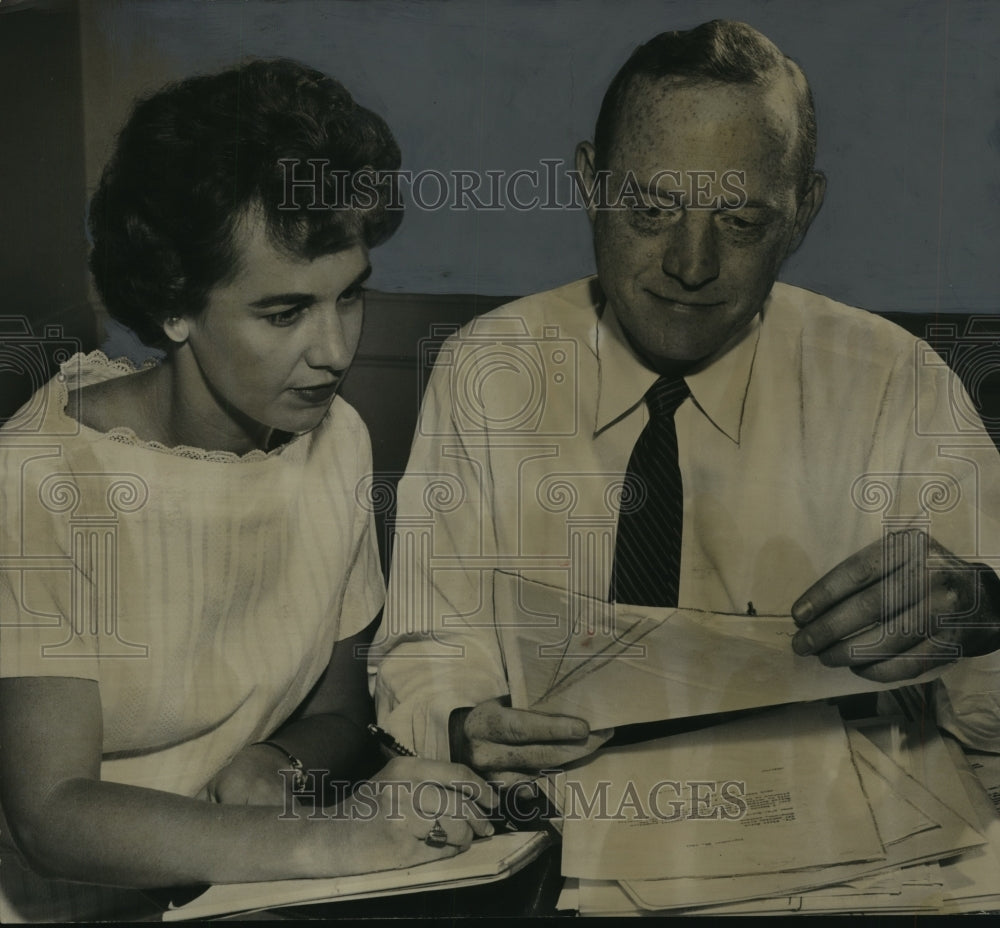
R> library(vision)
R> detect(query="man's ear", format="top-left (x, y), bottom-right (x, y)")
top-left (786, 171), bottom-right (826, 257)
top-left (575, 140), bottom-right (600, 224)
top-left (162, 315), bottom-right (190, 344)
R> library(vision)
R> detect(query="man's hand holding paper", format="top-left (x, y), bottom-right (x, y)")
top-left (450, 697), bottom-right (614, 786)
top-left (792, 531), bottom-right (1000, 683)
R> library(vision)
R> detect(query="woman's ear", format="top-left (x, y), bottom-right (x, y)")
top-left (162, 315), bottom-right (190, 344)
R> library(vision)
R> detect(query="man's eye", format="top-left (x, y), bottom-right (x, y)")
top-left (628, 204), bottom-right (681, 228)
top-left (266, 305), bottom-right (306, 327)
top-left (635, 203), bottom-right (679, 216)
top-left (339, 284), bottom-right (365, 304)
top-left (718, 213), bottom-right (760, 231)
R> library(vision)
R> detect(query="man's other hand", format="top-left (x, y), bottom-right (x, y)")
top-left (791, 530), bottom-right (1000, 682)
top-left (451, 697), bottom-right (613, 785)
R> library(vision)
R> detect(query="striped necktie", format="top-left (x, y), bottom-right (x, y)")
top-left (610, 375), bottom-right (690, 606)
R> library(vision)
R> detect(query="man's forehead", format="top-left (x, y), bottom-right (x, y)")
top-left (613, 74), bottom-right (799, 156)
top-left (602, 75), bottom-right (803, 200)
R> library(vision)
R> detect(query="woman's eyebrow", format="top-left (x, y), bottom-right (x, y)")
top-left (249, 266), bottom-right (371, 309)
top-left (250, 292), bottom-right (317, 309)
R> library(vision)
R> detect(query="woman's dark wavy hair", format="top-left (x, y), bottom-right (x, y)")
top-left (594, 20), bottom-right (817, 197)
top-left (89, 58), bottom-right (402, 346)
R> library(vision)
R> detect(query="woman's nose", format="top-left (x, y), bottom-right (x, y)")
top-left (304, 307), bottom-right (356, 370)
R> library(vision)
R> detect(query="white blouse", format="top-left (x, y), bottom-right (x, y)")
top-left (0, 352), bottom-right (383, 920)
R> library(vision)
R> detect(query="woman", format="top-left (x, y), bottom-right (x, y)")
top-left (0, 59), bottom-right (493, 922)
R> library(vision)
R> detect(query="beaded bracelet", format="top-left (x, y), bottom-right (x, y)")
top-left (254, 740), bottom-right (308, 794)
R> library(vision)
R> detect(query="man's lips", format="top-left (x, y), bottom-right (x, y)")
top-left (645, 290), bottom-right (725, 308)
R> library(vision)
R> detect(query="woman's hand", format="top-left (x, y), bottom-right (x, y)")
top-left (206, 742), bottom-right (294, 806)
top-left (0, 678), bottom-right (495, 888)
top-left (334, 757), bottom-right (499, 872)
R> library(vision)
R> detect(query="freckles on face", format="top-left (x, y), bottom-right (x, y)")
top-left (594, 78), bottom-right (805, 368)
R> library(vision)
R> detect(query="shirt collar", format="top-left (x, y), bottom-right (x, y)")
top-left (594, 290), bottom-right (763, 445)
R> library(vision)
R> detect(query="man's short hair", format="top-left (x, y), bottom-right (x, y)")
top-left (593, 20), bottom-right (817, 197)
top-left (89, 58), bottom-right (402, 347)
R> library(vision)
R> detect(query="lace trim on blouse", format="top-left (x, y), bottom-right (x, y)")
top-left (58, 351), bottom-right (298, 464)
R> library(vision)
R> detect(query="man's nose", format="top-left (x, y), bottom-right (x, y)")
top-left (660, 212), bottom-right (720, 290)
top-left (304, 307), bottom-right (355, 370)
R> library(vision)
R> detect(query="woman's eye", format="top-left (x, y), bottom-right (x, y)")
top-left (266, 305), bottom-right (306, 327)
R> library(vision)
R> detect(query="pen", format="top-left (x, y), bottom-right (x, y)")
top-left (366, 723), bottom-right (518, 833)
top-left (367, 723), bottom-right (417, 757)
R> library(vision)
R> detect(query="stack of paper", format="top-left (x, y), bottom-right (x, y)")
top-left (495, 571), bottom-right (999, 916)
top-left (544, 703), bottom-right (993, 916)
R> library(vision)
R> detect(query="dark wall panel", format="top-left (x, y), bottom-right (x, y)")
top-left (1, 1), bottom-right (94, 423)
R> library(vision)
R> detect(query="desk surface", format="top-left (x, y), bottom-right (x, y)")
top-left (173, 702), bottom-right (999, 920)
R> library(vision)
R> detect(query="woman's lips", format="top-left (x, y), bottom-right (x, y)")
top-left (289, 380), bottom-right (339, 404)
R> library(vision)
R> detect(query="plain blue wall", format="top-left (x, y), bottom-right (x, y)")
top-left (81, 0), bottom-right (999, 313)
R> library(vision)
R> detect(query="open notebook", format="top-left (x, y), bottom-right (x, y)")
top-left (163, 831), bottom-right (549, 920)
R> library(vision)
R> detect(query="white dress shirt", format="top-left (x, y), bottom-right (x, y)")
top-left (370, 278), bottom-right (1000, 757)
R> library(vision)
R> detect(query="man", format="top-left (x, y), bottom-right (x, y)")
top-left (370, 20), bottom-right (1000, 781)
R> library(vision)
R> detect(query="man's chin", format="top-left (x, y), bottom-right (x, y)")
top-left (626, 330), bottom-right (717, 375)
top-left (644, 318), bottom-right (761, 375)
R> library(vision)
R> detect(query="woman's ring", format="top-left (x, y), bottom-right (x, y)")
top-left (423, 817), bottom-right (449, 848)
